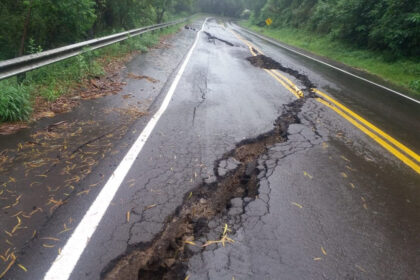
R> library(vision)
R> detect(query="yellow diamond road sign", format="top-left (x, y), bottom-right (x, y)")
top-left (265, 18), bottom-right (273, 26)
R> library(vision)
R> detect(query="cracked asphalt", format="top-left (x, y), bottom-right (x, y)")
top-left (2, 18), bottom-right (420, 280)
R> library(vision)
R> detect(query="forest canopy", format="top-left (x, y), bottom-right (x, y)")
top-left (1, 0), bottom-right (419, 60)
top-left (0, 0), bottom-right (194, 60)
top-left (197, 0), bottom-right (420, 58)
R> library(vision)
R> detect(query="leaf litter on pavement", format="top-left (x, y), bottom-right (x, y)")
top-left (0, 97), bottom-right (148, 275)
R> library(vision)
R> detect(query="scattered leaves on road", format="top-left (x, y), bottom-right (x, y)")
top-left (203, 224), bottom-right (235, 248)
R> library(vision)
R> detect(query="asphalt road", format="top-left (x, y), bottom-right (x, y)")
top-left (2, 18), bottom-right (419, 280)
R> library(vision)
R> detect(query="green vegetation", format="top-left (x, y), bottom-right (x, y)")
top-left (0, 0), bottom-right (194, 60)
top-left (0, 81), bottom-right (32, 122)
top-left (240, 22), bottom-right (420, 96)
top-left (1, 0), bottom-right (419, 119)
top-left (0, 0), bottom-right (194, 122)
top-left (0, 24), bottom-right (182, 122)
top-left (196, 0), bottom-right (419, 95)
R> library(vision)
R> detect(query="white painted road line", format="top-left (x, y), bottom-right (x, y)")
top-left (44, 18), bottom-right (208, 280)
top-left (235, 25), bottom-right (420, 105)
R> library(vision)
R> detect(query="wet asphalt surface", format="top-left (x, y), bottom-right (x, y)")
top-left (2, 18), bottom-right (420, 279)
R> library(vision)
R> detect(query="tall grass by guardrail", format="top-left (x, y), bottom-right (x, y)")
top-left (0, 24), bottom-right (182, 123)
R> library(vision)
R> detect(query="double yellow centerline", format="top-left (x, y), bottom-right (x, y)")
top-left (231, 30), bottom-right (303, 99)
top-left (231, 29), bottom-right (420, 174)
top-left (314, 89), bottom-right (419, 174)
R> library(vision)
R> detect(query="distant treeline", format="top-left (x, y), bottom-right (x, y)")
top-left (0, 0), bottom-right (194, 60)
top-left (197, 0), bottom-right (420, 58)
top-left (2, 0), bottom-right (418, 60)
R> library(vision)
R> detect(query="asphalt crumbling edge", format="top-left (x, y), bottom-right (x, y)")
top-left (101, 55), bottom-right (316, 280)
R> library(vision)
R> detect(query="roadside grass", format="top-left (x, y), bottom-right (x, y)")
top-left (239, 21), bottom-right (420, 97)
top-left (0, 24), bottom-right (182, 122)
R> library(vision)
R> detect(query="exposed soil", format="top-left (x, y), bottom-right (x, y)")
top-left (102, 53), bottom-right (317, 280)
top-left (101, 98), bottom-right (305, 280)
top-left (247, 54), bottom-right (315, 90)
top-left (0, 28), bottom-right (179, 276)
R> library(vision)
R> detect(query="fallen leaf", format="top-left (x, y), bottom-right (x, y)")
top-left (340, 155), bottom-right (350, 162)
top-left (36, 111), bottom-right (56, 119)
top-left (17, 264), bottom-right (27, 272)
top-left (145, 204), bottom-right (157, 210)
top-left (355, 264), bottom-right (366, 272)
top-left (303, 171), bottom-right (313, 179)
top-left (0, 252), bottom-right (16, 278)
top-left (40, 237), bottom-right (60, 241)
top-left (291, 202), bottom-right (303, 209)
top-left (127, 73), bottom-right (158, 83)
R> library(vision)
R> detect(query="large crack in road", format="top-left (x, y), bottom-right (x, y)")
top-left (204, 31), bottom-right (235, 47)
top-left (247, 54), bottom-right (315, 91)
top-left (102, 47), bottom-right (317, 280)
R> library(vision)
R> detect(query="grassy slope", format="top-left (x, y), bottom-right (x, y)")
top-left (239, 21), bottom-right (420, 97)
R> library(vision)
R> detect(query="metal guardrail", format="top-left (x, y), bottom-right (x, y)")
top-left (0, 18), bottom-right (188, 81)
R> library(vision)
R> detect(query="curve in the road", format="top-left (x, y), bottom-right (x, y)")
top-left (231, 27), bottom-right (420, 175)
top-left (236, 25), bottom-right (420, 105)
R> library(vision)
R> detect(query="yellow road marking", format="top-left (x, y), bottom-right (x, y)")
top-left (230, 29), bottom-right (302, 99)
top-left (231, 29), bottom-right (419, 173)
top-left (272, 70), bottom-right (304, 97)
top-left (317, 98), bottom-right (420, 174)
top-left (313, 89), bottom-right (419, 163)
top-left (264, 69), bottom-right (302, 98)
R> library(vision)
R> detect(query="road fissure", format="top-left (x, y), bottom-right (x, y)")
top-left (203, 31), bottom-right (234, 47)
top-left (101, 43), bottom-right (323, 279)
top-left (246, 54), bottom-right (315, 91)
top-left (102, 97), bottom-right (317, 279)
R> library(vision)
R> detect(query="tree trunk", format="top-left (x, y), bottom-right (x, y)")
top-left (157, 9), bottom-right (165, 23)
top-left (19, 0), bottom-right (33, 56)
